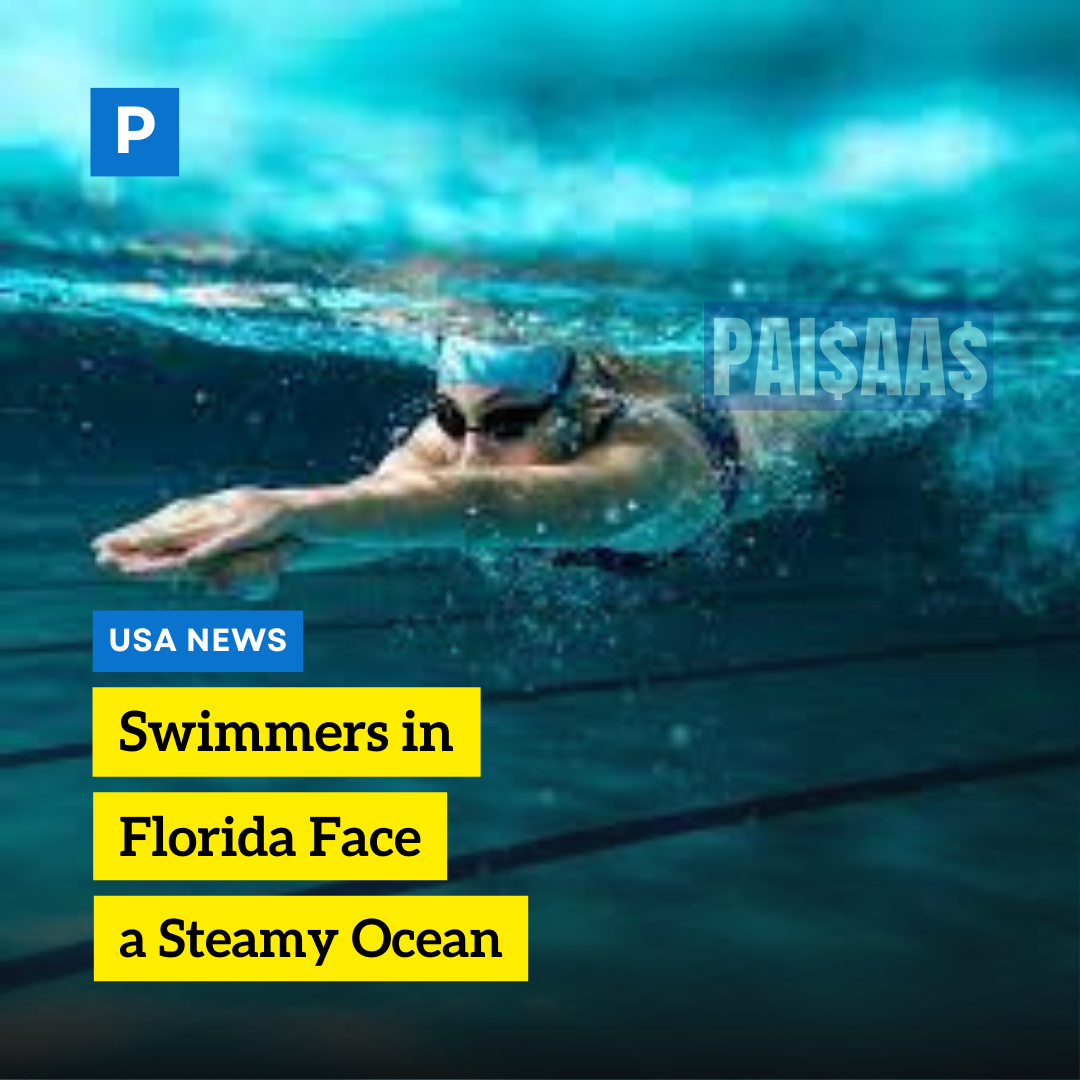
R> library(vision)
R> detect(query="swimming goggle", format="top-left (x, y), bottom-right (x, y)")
top-left (433, 349), bottom-right (577, 442)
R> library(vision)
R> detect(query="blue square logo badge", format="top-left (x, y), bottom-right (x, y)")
top-left (90, 88), bottom-right (179, 177)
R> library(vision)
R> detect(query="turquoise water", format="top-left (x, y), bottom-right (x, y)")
top-left (1, 0), bottom-right (1079, 606)
top-left (0, 2), bottom-right (1078, 1076)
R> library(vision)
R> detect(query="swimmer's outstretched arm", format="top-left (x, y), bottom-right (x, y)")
top-left (290, 437), bottom-right (706, 555)
top-left (94, 420), bottom-right (714, 579)
top-left (240, 435), bottom-right (707, 575)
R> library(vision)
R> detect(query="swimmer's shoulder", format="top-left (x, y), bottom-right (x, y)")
top-left (376, 416), bottom-right (456, 474)
top-left (594, 394), bottom-right (719, 465)
top-left (573, 397), bottom-right (718, 514)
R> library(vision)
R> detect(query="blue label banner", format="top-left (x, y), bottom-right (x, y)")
top-left (704, 302), bottom-right (994, 410)
top-left (92, 611), bottom-right (303, 672)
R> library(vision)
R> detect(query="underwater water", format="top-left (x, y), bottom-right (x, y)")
top-left (1, 0), bottom-right (1078, 606)
top-left (0, 1), bottom-right (1077, 1076)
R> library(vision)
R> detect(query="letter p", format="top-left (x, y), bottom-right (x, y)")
top-left (711, 317), bottom-right (752, 397)
top-left (117, 106), bottom-right (155, 153)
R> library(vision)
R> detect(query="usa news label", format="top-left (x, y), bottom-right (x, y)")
top-left (92, 611), bottom-right (303, 672)
top-left (704, 303), bottom-right (993, 410)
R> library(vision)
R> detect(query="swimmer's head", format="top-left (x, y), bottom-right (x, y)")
top-left (432, 336), bottom-right (580, 465)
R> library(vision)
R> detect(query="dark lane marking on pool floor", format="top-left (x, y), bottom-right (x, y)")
top-left (1, 626), bottom-right (1077, 772)
top-left (1, 743), bottom-right (1077, 995)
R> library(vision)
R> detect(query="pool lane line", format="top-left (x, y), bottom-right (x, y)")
top-left (483, 624), bottom-right (1080, 702)
top-left (0, 940), bottom-right (92, 997)
top-left (0, 741), bottom-right (91, 769)
top-left (2, 625), bottom-right (1078, 773)
top-left (0, 571), bottom-right (1040, 660)
top-left (303, 743), bottom-right (1080, 896)
top-left (0, 742), bottom-right (1077, 995)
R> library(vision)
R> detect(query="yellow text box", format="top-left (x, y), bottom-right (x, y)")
top-left (93, 687), bottom-right (480, 777)
top-left (93, 792), bottom-right (447, 881)
top-left (94, 895), bottom-right (527, 981)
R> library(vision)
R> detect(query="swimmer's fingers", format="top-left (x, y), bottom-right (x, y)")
top-left (92, 525), bottom-right (161, 556)
top-left (94, 548), bottom-right (195, 582)
top-left (95, 543), bottom-right (159, 573)
top-left (92, 498), bottom-right (200, 545)
top-left (175, 529), bottom-right (266, 570)
top-left (170, 509), bottom-right (296, 570)
top-left (94, 535), bottom-right (212, 578)
top-left (97, 547), bottom-right (279, 593)
top-left (91, 492), bottom-right (248, 556)
top-left (111, 534), bottom-right (296, 582)
top-left (94, 490), bottom-right (294, 574)
top-left (92, 519), bottom-right (206, 559)
top-left (100, 547), bottom-right (208, 576)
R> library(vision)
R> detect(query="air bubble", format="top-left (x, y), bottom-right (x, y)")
top-left (669, 724), bottom-right (692, 749)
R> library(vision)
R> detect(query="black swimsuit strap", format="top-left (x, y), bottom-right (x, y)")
top-left (547, 398), bottom-right (741, 573)
top-left (588, 397), bottom-right (631, 444)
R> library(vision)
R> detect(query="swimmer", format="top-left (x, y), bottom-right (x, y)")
top-left (92, 335), bottom-right (817, 598)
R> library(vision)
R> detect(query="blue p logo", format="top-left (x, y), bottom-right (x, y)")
top-left (90, 88), bottom-right (179, 177)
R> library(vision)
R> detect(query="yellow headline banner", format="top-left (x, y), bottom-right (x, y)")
top-left (94, 895), bottom-right (528, 981)
top-left (92, 687), bottom-right (480, 777)
top-left (93, 792), bottom-right (447, 881)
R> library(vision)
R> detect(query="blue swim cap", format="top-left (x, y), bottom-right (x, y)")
top-left (437, 336), bottom-right (574, 396)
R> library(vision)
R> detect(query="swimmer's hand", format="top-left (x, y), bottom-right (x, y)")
top-left (92, 487), bottom-right (298, 577)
